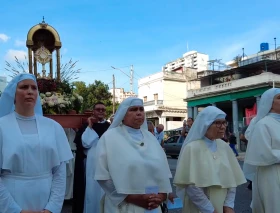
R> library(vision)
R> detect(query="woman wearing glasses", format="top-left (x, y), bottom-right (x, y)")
top-left (174, 106), bottom-right (246, 213)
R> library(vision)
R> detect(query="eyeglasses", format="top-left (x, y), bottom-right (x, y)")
top-left (213, 121), bottom-right (228, 128)
top-left (94, 108), bottom-right (106, 112)
top-left (128, 106), bottom-right (144, 112)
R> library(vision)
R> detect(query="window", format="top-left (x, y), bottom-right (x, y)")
top-left (165, 136), bottom-right (179, 144)
top-left (143, 96), bottom-right (147, 102)
top-left (178, 136), bottom-right (184, 143)
top-left (154, 93), bottom-right (158, 101)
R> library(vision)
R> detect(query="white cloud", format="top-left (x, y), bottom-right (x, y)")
top-left (15, 39), bottom-right (25, 47)
top-left (4, 49), bottom-right (27, 62)
top-left (0, 33), bottom-right (10, 42)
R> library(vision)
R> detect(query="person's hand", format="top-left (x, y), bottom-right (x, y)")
top-left (125, 194), bottom-right (163, 210)
top-left (147, 194), bottom-right (162, 209)
top-left (223, 206), bottom-right (235, 213)
top-left (168, 193), bottom-right (174, 204)
top-left (183, 122), bottom-right (187, 127)
top-left (20, 211), bottom-right (44, 213)
top-left (147, 193), bottom-right (166, 209)
top-left (213, 210), bottom-right (218, 213)
top-left (43, 210), bottom-right (51, 213)
top-left (87, 115), bottom-right (98, 128)
top-left (125, 194), bottom-right (152, 209)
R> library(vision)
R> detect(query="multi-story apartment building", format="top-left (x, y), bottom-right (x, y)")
top-left (109, 88), bottom-right (137, 103)
top-left (163, 51), bottom-right (209, 72)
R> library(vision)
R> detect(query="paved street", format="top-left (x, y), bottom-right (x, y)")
top-left (62, 157), bottom-right (252, 213)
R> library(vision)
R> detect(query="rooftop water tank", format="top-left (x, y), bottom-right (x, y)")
top-left (260, 43), bottom-right (269, 51)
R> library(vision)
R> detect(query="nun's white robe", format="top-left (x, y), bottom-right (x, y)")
top-left (0, 112), bottom-right (73, 213)
top-left (64, 128), bottom-right (77, 200)
top-left (174, 139), bottom-right (246, 213)
top-left (95, 125), bottom-right (172, 213)
top-left (245, 115), bottom-right (280, 213)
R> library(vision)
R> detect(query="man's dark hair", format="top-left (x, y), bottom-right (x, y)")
top-left (93, 102), bottom-right (105, 109)
top-left (187, 117), bottom-right (194, 121)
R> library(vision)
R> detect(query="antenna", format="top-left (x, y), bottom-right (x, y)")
top-left (208, 59), bottom-right (230, 71)
top-left (208, 59), bottom-right (216, 71)
top-left (275, 38), bottom-right (277, 60)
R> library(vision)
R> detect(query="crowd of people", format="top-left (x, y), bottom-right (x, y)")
top-left (0, 73), bottom-right (279, 213)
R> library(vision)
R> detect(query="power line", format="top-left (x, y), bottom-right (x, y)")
top-left (133, 71), bottom-right (143, 79)
top-left (78, 66), bottom-right (131, 73)
top-left (105, 80), bottom-right (113, 85)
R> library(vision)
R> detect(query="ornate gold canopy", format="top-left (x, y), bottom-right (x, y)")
top-left (26, 17), bottom-right (62, 81)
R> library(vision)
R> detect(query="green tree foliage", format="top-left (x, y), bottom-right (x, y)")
top-left (73, 81), bottom-right (88, 101)
top-left (73, 80), bottom-right (118, 118)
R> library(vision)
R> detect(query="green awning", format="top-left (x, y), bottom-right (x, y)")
top-left (187, 87), bottom-right (271, 107)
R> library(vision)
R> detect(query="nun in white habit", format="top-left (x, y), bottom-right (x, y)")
top-left (0, 73), bottom-right (73, 213)
top-left (94, 97), bottom-right (172, 213)
top-left (174, 106), bottom-right (246, 213)
top-left (244, 88), bottom-right (280, 213)
top-left (64, 128), bottom-right (77, 200)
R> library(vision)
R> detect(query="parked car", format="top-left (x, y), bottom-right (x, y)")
top-left (163, 135), bottom-right (184, 158)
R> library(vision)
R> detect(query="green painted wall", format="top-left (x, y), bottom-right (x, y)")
top-left (187, 87), bottom-right (270, 107)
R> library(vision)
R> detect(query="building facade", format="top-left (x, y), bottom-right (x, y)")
top-left (227, 46), bottom-right (280, 68)
top-left (186, 59), bottom-right (280, 151)
top-left (163, 51), bottom-right (209, 72)
top-left (138, 68), bottom-right (201, 130)
top-left (109, 88), bottom-right (137, 103)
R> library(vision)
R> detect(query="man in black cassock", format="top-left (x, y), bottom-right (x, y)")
top-left (72, 102), bottom-right (110, 213)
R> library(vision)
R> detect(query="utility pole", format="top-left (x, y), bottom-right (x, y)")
top-left (130, 65), bottom-right (134, 94)
top-left (275, 38), bottom-right (277, 60)
top-left (113, 74), bottom-right (116, 113)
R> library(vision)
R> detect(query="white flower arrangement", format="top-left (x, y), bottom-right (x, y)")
top-left (40, 92), bottom-right (83, 114)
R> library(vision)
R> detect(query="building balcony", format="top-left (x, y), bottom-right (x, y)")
top-left (144, 100), bottom-right (163, 106)
top-left (187, 72), bottom-right (280, 99)
top-left (163, 71), bottom-right (186, 82)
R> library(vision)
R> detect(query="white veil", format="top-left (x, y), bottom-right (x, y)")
top-left (0, 73), bottom-right (42, 118)
top-left (109, 97), bottom-right (148, 130)
top-left (244, 88), bottom-right (280, 180)
top-left (176, 106), bottom-right (226, 201)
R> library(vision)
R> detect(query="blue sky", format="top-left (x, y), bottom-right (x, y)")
top-left (1, 0), bottom-right (280, 93)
